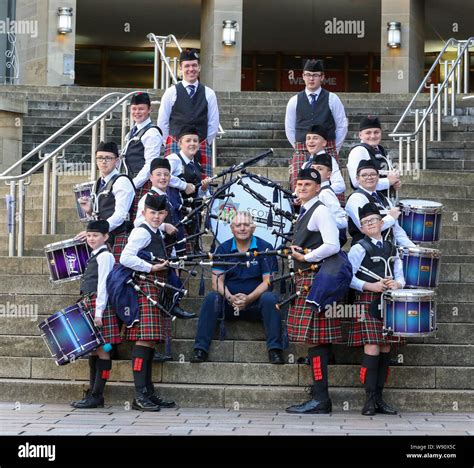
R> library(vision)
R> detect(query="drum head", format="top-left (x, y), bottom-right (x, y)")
top-left (399, 199), bottom-right (443, 209)
top-left (399, 246), bottom-right (441, 258)
top-left (209, 175), bottom-right (294, 246)
top-left (384, 288), bottom-right (435, 301)
top-left (73, 181), bottom-right (94, 191)
top-left (44, 238), bottom-right (86, 252)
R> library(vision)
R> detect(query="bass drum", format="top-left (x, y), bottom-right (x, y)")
top-left (208, 174), bottom-right (294, 246)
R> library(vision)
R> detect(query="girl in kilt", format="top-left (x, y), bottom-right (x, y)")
top-left (285, 168), bottom-right (342, 414)
top-left (71, 220), bottom-right (119, 409)
top-left (120, 194), bottom-right (176, 412)
top-left (348, 202), bottom-right (406, 416)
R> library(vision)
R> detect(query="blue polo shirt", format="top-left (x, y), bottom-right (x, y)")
top-left (213, 236), bottom-right (278, 295)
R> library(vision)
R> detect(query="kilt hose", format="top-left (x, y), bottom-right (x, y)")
top-left (347, 291), bottom-right (406, 347)
top-left (164, 135), bottom-right (213, 179)
top-left (124, 270), bottom-right (172, 342)
top-left (78, 294), bottom-right (122, 345)
top-left (287, 270), bottom-right (343, 345)
top-left (130, 180), bottom-right (152, 222)
top-left (290, 140), bottom-right (345, 207)
top-left (110, 232), bottom-right (130, 263)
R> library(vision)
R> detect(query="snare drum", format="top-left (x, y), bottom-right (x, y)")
top-left (73, 181), bottom-right (94, 222)
top-left (44, 238), bottom-right (91, 284)
top-left (399, 246), bottom-right (441, 289)
top-left (208, 174), bottom-right (294, 245)
top-left (399, 199), bottom-right (443, 243)
top-left (382, 289), bottom-right (436, 337)
top-left (38, 303), bottom-right (104, 365)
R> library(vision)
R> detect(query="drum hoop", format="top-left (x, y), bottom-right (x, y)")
top-left (399, 247), bottom-right (441, 258)
top-left (399, 200), bottom-right (443, 214)
top-left (44, 238), bottom-right (87, 252)
top-left (383, 290), bottom-right (435, 301)
top-left (48, 275), bottom-right (82, 285)
top-left (73, 181), bottom-right (95, 191)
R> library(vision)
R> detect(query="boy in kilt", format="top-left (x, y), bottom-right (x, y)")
top-left (77, 141), bottom-right (135, 262)
top-left (71, 220), bottom-right (119, 409)
top-left (347, 202), bottom-right (406, 416)
top-left (285, 168), bottom-right (342, 414)
top-left (120, 194), bottom-right (176, 411)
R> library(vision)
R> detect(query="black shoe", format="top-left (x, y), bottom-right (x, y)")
top-left (190, 349), bottom-right (208, 363)
top-left (71, 393), bottom-right (104, 409)
top-left (132, 394), bottom-right (161, 412)
top-left (361, 392), bottom-right (376, 416)
top-left (152, 351), bottom-right (173, 362)
top-left (71, 389), bottom-right (93, 406)
top-left (148, 393), bottom-right (177, 408)
top-left (375, 397), bottom-right (398, 415)
top-left (169, 306), bottom-right (197, 320)
top-left (286, 398), bottom-right (332, 414)
top-left (268, 349), bottom-right (284, 365)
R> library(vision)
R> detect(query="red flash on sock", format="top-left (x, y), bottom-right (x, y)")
top-left (101, 370), bottom-right (111, 380)
top-left (133, 358), bottom-right (143, 372)
top-left (312, 356), bottom-right (323, 381)
top-left (360, 367), bottom-right (367, 384)
top-left (385, 367), bottom-right (391, 383)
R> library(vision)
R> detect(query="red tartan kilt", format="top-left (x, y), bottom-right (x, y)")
top-left (287, 271), bottom-right (343, 345)
top-left (164, 135), bottom-right (212, 178)
top-left (124, 270), bottom-right (172, 342)
top-left (130, 180), bottom-right (152, 221)
top-left (111, 232), bottom-right (129, 263)
top-left (78, 294), bottom-right (122, 345)
top-left (290, 140), bottom-right (345, 207)
top-left (347, 291), bottom-right (406, 346)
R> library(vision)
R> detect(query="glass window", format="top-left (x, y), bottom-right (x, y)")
top-left (75, 48), bottom-right (101, 63)
top-left (349, 55), bottom-right (369, 70)
top-left (348, 71), bottom-right (369, 92)
top-left (108, 50), bottom-right (155, 65)
top-left (256, 69), bottom-right (276, 91)
top-left (106, 66), bottom-right (153, 88)
top-left (242, 54), bottom-right (253, 68)
top-left (75, 64), bottom-right (101, 86)
top-left (323, 56), bottom-right (344, 69)
top-left (256, 54), bottom-right (276, 69)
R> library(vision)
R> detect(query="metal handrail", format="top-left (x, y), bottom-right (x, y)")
top-left (0, 92), bottom-right (126, 178)
top-left (390, 38), bottom-right (473, 139)
top-left (147, 33), bottom-right (182, 89)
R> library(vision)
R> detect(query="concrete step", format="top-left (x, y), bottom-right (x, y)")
top-left (1, 378), bottom-right (472, 410)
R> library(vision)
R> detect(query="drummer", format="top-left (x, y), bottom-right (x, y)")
top-left (76, 141), bottom-right (135, 262)
top-left (345, 160), bottom-right (415, 247)
top-left (71, 220), bottom-right (119, 409)
top-left (347, 203), bottom-right (406, 416)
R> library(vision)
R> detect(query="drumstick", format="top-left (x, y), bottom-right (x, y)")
top-left (359, 266), bottom-right (384, 282)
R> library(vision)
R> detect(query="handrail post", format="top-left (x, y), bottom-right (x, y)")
top-left (153, 42), bottom-right (159, 89)
top-left (50, 154), bottom-right (58, 235)
top-left (457, 43), bottom-right (462, 94)
top-left (7, 182), bottom-right (16, 257)
top-left (398, 137), bottom-right (403, 174)
top-left (414, 110), bottom-right (419, 170)
top-left (100, 118), bottom-right (106, 141)
top-left (91, 123), bottom-right (98, 182)
top-left (406, 137), bottom-right (411, 173)
top-left (437, 84), bottom-right (442, 141)
top-left (17, 179), bottom-right (25, 257)
top-left (444, 61), bottom-right (449, 116)
top-left (121, 101), bottom-right (128, 145)
top-left (422, 109), bottom-right (427, 170)
top-left (429, 83), bottom-right (435, 141)
top-left (165, 57), bottom-right (170, 89)
top-left (42, 157), bottom-right (50, 234)
top-left (451, 60), bottom-right (456, 116)
top-left (464, 45), bottom-right (469, 94)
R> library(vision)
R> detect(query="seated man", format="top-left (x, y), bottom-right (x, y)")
top-left (190, 211), bottom-right (284, 364)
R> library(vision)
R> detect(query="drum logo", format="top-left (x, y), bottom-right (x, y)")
top-left (425, 221), bottom-right (433, 228)
top-left (408, 310), bottom-right (419, 316)
top-left (421, 265), bottom-right (430, 272)
top-left (65, 253), bottom-right (79, 275)
top-left (216, 202), bottom-right (239, 224)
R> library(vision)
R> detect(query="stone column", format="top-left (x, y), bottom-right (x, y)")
top-left (200, 0), bottom-right (242, 91)
top-left (0, 96), bottom-right (27, 174)
top-left (381, 0), bottom-right (425, 93)
top-left (15, 0), bottom-right (76, 86)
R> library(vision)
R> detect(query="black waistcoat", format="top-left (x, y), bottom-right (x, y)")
top-left (80, 248), bottom-right (108, 295)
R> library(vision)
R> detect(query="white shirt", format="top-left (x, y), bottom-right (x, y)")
top-left (301, 150), bottom-right (346, 195)
top-left (345, 186), bottom-right (415, 247)
top-left (167, 152), bottom-right (210, 197)
top-left (157, 79), bottom-right (220, 144)
top-left (120, 221), bottom-right (165, 273)
top-left (122, 117), bottom-right (163, 189)
top-left (285, 87), bottom-right (348, 151)
top-left (347, 143), bottom-right (391, 191)
top-left (297, 196), bottom-right (340, 263)
top-left (317, 182), bottom-right (348, 230)
top-left (93, 168), bottom-right (135, 232)
top-left (348, 237), bottom-right (405, 292)
top-left (91, 247), bottom-right (115, 318)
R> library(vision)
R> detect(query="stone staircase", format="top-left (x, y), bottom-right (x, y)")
top-left (1, 85), bottom-right (474, 171)
top-left (0, 166), bottom-right (473, 410)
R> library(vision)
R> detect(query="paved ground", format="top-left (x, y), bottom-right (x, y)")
top-left (0, 402), bottom-right (473, 436)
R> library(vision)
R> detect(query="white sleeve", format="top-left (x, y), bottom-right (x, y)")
top-left (376, 177), bottom-right (390, 191)
top-left (107, 177), bottom-right (135, 231)
top-left (318, 190), bottom-right (347, 230)
top-left (329, 156), bottom-right (346, 194)
top-left (133, 194), bottom-right (146, 228)
top-left (94, 252), bottom-right (115, 318)
top-left (120, 228), bottom-right (153, 273)
top-left (284, 95), bottom-right (297, 148)
top-left (167, 155), bottom-right (187, 190)
top-left (206, 88), bottom-right (220, 144)
top-left (132, 128), bottom-right (163, 189)
top-left (157, 86), bottom-right (176, 142)
top-left (329, 93), bottom-right (348, 152)
top-left (393, 221), bottom-right (416, 247)
top-left (303, 204), bottom-right (340, 262)
top-left (348, 244), bottom-right (366, 292)
top-left (393, 255), bottom-right (406, 287)
top-left (347, 146), bottom-right (370, 189)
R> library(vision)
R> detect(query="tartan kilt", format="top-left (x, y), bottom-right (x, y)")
top-left (124, 270), bottom-right (172, 342)
top-left (287, 271), bottom-right (343, 345)
top-left (164, 135), bottom-right (212, 178)
top-left (290, 140), bottom-right (345, 207)
top-left (347, 291), bottom-right (406, 347)
top-left (78, 294), bottom-right (122, 345)
top-left (130, 180), bottom-right (152, 221)
top-left (111, 232), bottom-right (129, 263)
